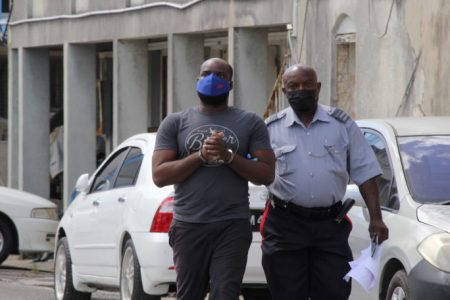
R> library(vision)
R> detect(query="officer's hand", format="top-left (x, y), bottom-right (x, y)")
top-left (202, 131), bottom-right (227, 161)
top-left (368, 219), bottom-right (389, 244)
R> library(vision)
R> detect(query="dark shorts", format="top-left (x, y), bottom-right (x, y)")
top-left (169, 218), bottom-right (252, 300)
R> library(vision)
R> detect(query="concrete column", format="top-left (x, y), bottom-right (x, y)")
top-left (63, 43), bottom-right (96, 209)
top-left (18, 48), bottom-right (50, 198)
top-left (228, 28), bottom-right (268, 116)
top-left (7, 49), bottom-right (19, 189)
top-left (168, 33), bottom-right (204, 112)
top-left (112, 39), bottom-right (148, 148)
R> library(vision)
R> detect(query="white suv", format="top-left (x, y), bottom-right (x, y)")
top-left (54, 133), bottom-right (269, 300)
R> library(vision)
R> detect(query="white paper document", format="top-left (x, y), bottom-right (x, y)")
top-left (343, 243), bottom-right (383, 292)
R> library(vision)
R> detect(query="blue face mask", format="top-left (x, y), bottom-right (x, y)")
top-left (196, 73), bottom-right (231, 96)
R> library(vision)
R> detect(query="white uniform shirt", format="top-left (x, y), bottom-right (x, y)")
top-left (266, 104), bottom-right (381, 208)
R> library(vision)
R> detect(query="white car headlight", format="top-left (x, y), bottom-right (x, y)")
top-left (31, 208), bottom-right (59, 220)
top-left (417, 233), bottom-right (450, 273)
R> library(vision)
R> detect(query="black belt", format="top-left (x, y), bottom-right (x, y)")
top-left (271, 195), bottom-right (342, 219)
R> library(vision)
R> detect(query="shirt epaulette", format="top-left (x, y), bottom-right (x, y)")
top-left (329, 107), bottom-right (351, 123)
top-left (265, 111), bottom-right (286, 125)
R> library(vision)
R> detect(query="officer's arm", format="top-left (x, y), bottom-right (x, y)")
top-left (227, 149), bottom-right (276, 185)
top-left (358, 178), bottom-right (389, 244)
top-left (152, 149), bottom-right (203, 187)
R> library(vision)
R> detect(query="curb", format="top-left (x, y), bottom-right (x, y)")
top-left (2, 255), bottom-right (54, 273)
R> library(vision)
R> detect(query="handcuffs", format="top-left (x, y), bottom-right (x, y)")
top-left (198, 148), bottom-right (235, 165)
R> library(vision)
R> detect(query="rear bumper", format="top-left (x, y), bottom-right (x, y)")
top-left (132, 232), bottom-right (267, 295)
top-left (132, 232), bottom-right (175, 295)
top-left (409, 259), bottom-right (450, 300)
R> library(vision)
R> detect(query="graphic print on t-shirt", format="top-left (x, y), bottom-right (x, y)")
top-left (185, 125), bottom-right (239, 167)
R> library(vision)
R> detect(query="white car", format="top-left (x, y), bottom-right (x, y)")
top-left (347, 117), bottom-right (450, 300)
top-left (0, 186), bottom-right (59, 264)
top-left (54, 133), bottom-right (269, 300)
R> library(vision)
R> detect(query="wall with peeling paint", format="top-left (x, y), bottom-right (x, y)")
top-left (8, 0), bottom-right (450, 119)
top-left (404, 0), bottom-right (450, 116)
top-left (295, 0), bottom-right (449, 118)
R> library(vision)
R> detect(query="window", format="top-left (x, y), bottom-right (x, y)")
top-left (114, 147), bottom-right (143, 188)
top-left (90, 148), bottom-right (128, 193)
top-left (399, 135), bottom-right (450, 204)
top-left (1, 0), bottom-right (10, 13)
top-left (333, 15), bottom-right (356, 118)
top-left (335, 39), bottom-right (355, 117)
top-left (0, 55), bottom-right (7, 141)
top-left (364, 131), bottom-right (399, 210)
top-left (50, 53), bottom-right (63, 112)
top-left (148, 49), bottom-right (167, 132)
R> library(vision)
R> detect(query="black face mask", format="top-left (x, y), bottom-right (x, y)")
top-left (198, 92), bottom-right (229, 106)
top-left (287, 89), bottom-right (317, 113)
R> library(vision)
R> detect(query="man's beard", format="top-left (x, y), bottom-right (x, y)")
top-left (198, 92), bottom-right (229, 106)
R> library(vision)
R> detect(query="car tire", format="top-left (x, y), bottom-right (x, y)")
top-left (54, 237), bottom-right (92, 300)
top-left (121, 239), bottom-right (161, 300)
top-left (386, 269), bottom-right (409, 300)
top-left (0, 219), bottom-right (13, 264)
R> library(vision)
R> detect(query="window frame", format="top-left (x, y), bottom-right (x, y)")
top-left (88, 147), bottom-right (131, 194)
top-left (113, 146), bottom-right (144, 189)
top-left (362, 128), bottom-right (399, 212)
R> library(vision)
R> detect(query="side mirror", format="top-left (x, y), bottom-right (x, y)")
top-left (344, 184), bottom-right (366, 208)
top-left (75, 173), bottom-right (90, 192)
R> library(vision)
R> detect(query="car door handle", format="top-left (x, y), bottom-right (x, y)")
top-left (118, 197), bottom-right (126, 203)
top-left (92, 200), bottom-right (100, 206)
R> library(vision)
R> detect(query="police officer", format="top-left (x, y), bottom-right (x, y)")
top-left (261, 64), bottom-right (389, 300)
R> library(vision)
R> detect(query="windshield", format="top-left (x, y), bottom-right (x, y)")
top-left (398, 135), bottom-right (450, 204)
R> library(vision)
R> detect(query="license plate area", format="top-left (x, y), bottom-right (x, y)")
top-left (250, 209), bottom-right (264, 232)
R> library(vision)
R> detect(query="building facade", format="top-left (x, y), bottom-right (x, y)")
top-left (5, 0), bottom-right (450, 209)
top-left (7, 0), bottom-right (292, 209)
top-left (0, 0), bottom-right (9, 187)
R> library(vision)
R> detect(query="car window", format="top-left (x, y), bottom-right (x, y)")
top-left (398, 135), bottom-right (450, 204)
top-left (114, 147), bottom-right (144, 188)
top-left (364, 131), bottom-right (399, 210)
top-left (90, 148), bottom-right (129, 193)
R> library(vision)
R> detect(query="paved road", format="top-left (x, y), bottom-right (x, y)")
top-left (0, 282), bottom-right (53, 300)
top-left (0, 265), bottom-right (245, 300)
top-left (0, 256), bottom-right (274, 300)
top-left (0, 265), bottom-right (122, 300)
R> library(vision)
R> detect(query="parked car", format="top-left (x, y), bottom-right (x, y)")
top-left (0, 186), bottom-right (59, 264)
top-left (54, 133), bottom-right (269, 300)
top-left (347, 117), bottom-right (450, 300)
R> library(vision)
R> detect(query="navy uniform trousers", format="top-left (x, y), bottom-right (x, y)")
top-left (261, 201), bottom-right (353, 300)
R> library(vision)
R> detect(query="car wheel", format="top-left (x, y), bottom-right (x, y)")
top-left (386, 270), bottom-right (409, 300)
top-left (0, 219), bottom-right (13, 264)
top-left (54, 237), bottom-right (92, 300)
top-left (121, 239), bottom-right (161, 300)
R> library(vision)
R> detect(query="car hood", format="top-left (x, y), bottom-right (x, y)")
top-left (0, 187), bottom-right (56, 212)
top-left (417, 204), bottom-right (450, 233)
